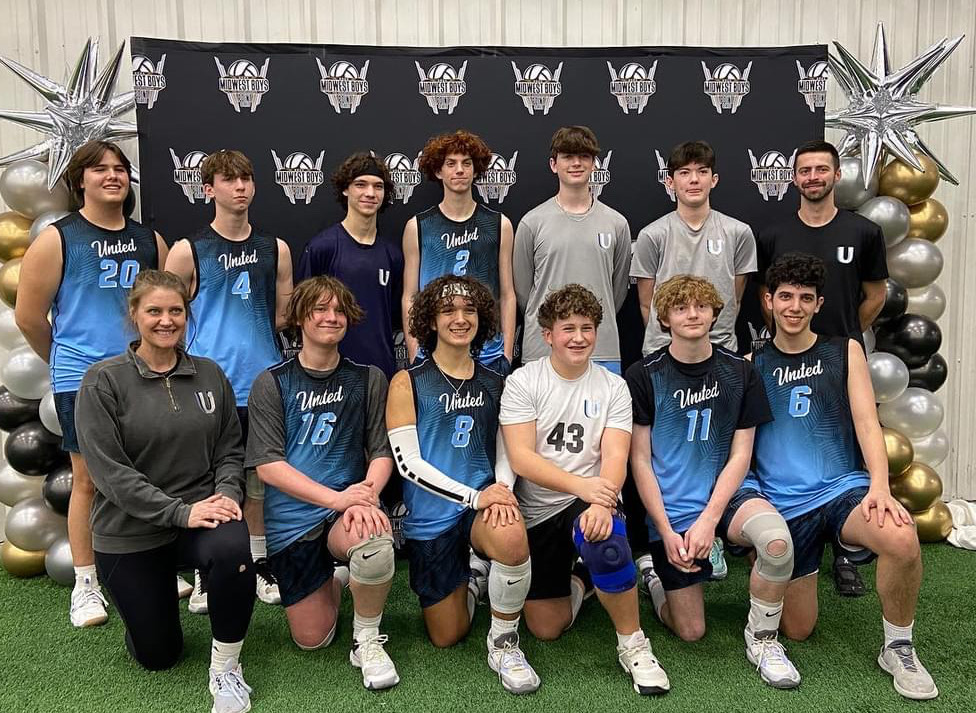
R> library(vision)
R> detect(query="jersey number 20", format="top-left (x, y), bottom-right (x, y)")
top-left (99, 259), bottom-right (140, 289)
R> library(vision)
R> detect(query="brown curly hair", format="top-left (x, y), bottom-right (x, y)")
top-left (286, 276), bottom-right (364, 330)
top-left (537, 284), bottom-right (604, 330)
top-left (409, 275), bottom-right (497, 356)
top-left (332, 152), bottom-right (394, 211)
top-left (652, 275), bottom-right (724, 333)
top-left (419, 130), bottom-right (492, 182)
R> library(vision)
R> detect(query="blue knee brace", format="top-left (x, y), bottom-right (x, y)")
top-left (572, 513), bottom-right (637, 594)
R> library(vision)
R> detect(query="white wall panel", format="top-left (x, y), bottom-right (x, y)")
top-left (0, 0), bottom-right (973, 496)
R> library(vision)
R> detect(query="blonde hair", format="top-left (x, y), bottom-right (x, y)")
top-left (286, 276), bottom-right (364, 329)
top-left (652, 275), bottom-right (724, 333)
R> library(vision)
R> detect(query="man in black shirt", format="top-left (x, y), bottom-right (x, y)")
top-left (755, 140), bottom-right (888, 596)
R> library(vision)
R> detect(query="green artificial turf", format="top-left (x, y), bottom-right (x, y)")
top-left (1, 543), bottom-right (973, 713)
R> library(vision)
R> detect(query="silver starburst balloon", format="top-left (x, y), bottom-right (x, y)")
top-left (0, 38), bottom-right (138, 190)
top-left (827, 22), bottom-right (976, 187)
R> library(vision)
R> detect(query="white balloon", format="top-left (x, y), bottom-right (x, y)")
top-left (910, 429), bottom-right (950, 468)
top-left (868, 351), bottom-right (910, 403)
top-left (878, 387), bottom-right (944, 439)
top-left (0, 464), bottom-right (44, 507)
top-left (0, 306), bottom-right (26, 350)
top-left (858, 196), bottom-right (910, 248)
top-left (39, 391), bottom-right (62, 436)
top-left (1, 345), bottom-right (50, 400)
top-left (3, 496), bottom-right (67, 551)
top-left (886, 238), bottom-right (944, 289)
top-left (907, 284), bottom-right (947, 321)
top-left (45, 537), bottom-right (75, 586)
top-left (29, 210), bottom-right (71, 241)
top-left (835, 157), bottom-right (879, 210)
top-left (0, 160), bottom-right (71, 219)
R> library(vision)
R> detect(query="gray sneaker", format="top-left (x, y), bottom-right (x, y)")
top-left (635, 554), bottom-right (656, 596)
top-left (745, 629), bottom-right (801, 689)
top-left (708, 538), bottom-right (728, 580)
top-left (487, 631), bottom-right (540, 694)
top-left (878, 640), bottom-right (938, 700)
top-left (208, 661), bottom-right (252, 713)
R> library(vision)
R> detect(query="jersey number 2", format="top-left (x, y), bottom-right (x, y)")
top-left (452, 250), bottom-right (470, 276)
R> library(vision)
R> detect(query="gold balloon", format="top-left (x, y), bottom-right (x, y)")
top-left (913, 501), bottom-right (953, 542)
top-left (907, 198), bottom-right (948, 242)
top-left (0, 257), bottom-right (21, 308)
top-left (0, 539), bottom-right (46, 577)
top-left (890, 462), bottom-right (943, 512)
top-left (0, 211), bottom-right (32, 261)
top-left (879, 154), bottom-right (940, 206)
top-left (884, 427), bottom-right (915, 477)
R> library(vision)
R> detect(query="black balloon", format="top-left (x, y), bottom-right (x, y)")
top-left (875, 313), bottom-right (942, 368)
top-left (908, 353), bottom-right (948, 392)
top-left (4, 421), bottom-right (68, 475)
top-left (875, 279), bottom-right (908, 325)
top-left (0, 386), bottom-right (41, 432)
top-left (43, 464), bottom-right (73, 516)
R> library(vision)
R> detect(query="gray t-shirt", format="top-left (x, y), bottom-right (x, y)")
top-left (630, 209), bottom-right (756, 354)
top-left (245, 361), bottom-right (391, 469)
top-left (514, 197), bottom-right (632, 362)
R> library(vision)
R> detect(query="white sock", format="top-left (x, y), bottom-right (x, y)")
top-left (249, 535), bottom-right (267, 561)
top-left (569, 575), bottom-right (586, 626)
top-left (211, 639), bottom-right (244, 671)
top-left (467, 582), bottom-right (477, 624)
top-left (74, 564), bottom-right (98, 589)
top-left (648, 577), bottom-right (667, 619)
top-left (489, 614), bottom-right (519, 642)
top-left (883, 617), bottom-right (914, 647)
top-left (746, 595), bottom-right (784, 635)
top-left (353, 612), bottom-right (382, 643)
top-left (616, 629), bottom-right (645, 649)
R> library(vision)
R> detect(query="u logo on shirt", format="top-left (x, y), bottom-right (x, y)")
top-left (378, 269), bottom-right (390, 286)
top-left (583, 399), bottom-right (601, 418)
top-left (836, 246), bottom-right (854, 264)
top-left (597, 233), bottom-right (613, 249)
top-left (195, 391), bottom-right (216, 414)
top-left (707, 239), bottom-right (724, 255)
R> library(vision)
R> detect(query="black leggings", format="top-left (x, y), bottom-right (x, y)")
top-left (95, 519), bottom-right (256, 671)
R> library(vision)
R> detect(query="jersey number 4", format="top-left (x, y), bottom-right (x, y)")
top-left (232, 271), bottom-right (251, 300)
top-left (98, 259), bottom-right (140, 289)
top-left (546, 422), bottom-right (584, 453)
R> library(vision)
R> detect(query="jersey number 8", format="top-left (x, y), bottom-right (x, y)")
top-left (452, 415), bottom-right (474, 448)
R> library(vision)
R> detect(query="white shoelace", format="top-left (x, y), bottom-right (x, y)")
top-left (753, 637), bottom-right (792, 672)
top-left (494, 639), bottom-right (531, 675)
top-left (360, 635), bottom-right (391, 665)
top-left (621, 640), bottom-right (658, 669)
top-left (213, 667), bottom-right (252, 706)
top-left (72, 586), bottom-right (107, 610)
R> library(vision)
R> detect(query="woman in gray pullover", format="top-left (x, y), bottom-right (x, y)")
top-left (76, 270), bottom-right (256, 713)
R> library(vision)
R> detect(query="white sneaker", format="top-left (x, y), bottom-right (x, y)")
top-left (188, 570), bottom-right (209, 615)
top-left (469, 550), bottom-right (490, 604)
top-left (350, 634), bottom-right (400, 690)
top-left (253, 559), bottom-right (281, 605)
top-left (69, 578), bottom-right (109, 628)
top-left (635, 554), bottom-right (656, 596)
top-left (708, 538), bottom-right (728, 580)
top-left (617, 634), bottom-right (670, 695)
top-left (334, 565), bottom-right (350, 589)
top-left (177, 574), bottom-right (193, 599)
top-left (208, 660), bottom-right (252, 713)
top-left (878, 640), bottom-right (938, 700)
top-left (487, 631), bottom-right (541, 694)
top-left (745, 629), bottom-right (801, 689)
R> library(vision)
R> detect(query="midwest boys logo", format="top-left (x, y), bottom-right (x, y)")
top-left (316, 58), bottom-right (369, 113)
top-left (588, 150), bottom-right (612, 198)
top-left (511, 62), bottom-right (563, 115)
top-left (215, 58), bottom-right (270, 113)
top-left (416, 61), bottom-right (467, 115)
top-left (748, 149), bottom-right (797, 202)
top-left (654, 150), bottom-right (676, 202)
top-left (701, 61), bottom-right (752, 114)
top-left (271, 150), bottom-right (325, 205)
top-left (132, 54), bottom-right (167, 109)
top-left (607, 61), bottom-right (657, 114)
top-left (384, 152), bottom-right (422, 204)
top-left (474, 152), bottom-right (518, 204)
top-left (796, 60), bottom-right (829, 112)
top-left (169, 149), bottom-right (210, 205)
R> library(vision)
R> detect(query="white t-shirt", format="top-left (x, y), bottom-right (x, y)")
top-left (499, 357), bottom-right (633, 528)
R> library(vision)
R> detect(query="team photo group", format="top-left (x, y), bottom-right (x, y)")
top-left (13, 122), bottom-right (937, 713)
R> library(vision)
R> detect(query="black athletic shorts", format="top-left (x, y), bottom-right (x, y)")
top-left (405, 509), bottom-right (480, 609)
top-left (267, 517), bottom-right (338, 608)
top-left (525, 498), bottom-right (591, 600)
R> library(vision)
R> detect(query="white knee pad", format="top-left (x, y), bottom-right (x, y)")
top-left (740, 511), bottom-right (794, 583)
top-left (488, 559), bottom-right (531, 615)
top-left (346, 533), bottom-right (395, 586)
top-left (294, 620), bottom-right (336, 651)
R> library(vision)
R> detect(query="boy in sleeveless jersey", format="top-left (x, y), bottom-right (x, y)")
top-left (749, 253), bottom-right (936, 700)
top-left (386, 275), bottom-right (539, 694)
top-left (247, 276), bottom-right (399, 689)
top-left (166, 150), bottom-right (293, 609)
top-left (16, 140), bottom-right (168, 628)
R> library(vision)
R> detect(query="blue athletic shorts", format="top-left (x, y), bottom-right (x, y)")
top-left (267, 518), bottom-right (338, 607)
top-left (405, 509), bottom-right (479, 608)
top-left (786, 486), bottom-right (874, 579)
top-left (53, 390), bottom-right (80, 453)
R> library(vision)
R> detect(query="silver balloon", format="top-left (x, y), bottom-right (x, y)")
top-left (0, 160), bottom-right (71, 219)
top-left (0, 463), bottom-right (44, 507)
top-left (907, 284), bottom-right (947, 321)
top-left (868, 351), bottom-right (910, 403)
top-left (863, 329), bottom-right (876, 354)
top-left (858, 196), bottom-right (910, 248)
top-left (1, 344), bottom-right (51, 400)
top-left (911, 429), bottom-right (950, 468)
top-left (878, 386), bottom-right (944, 439)
top-left (39, 390), bottom-right (62, 436)
top-left (0, 304), bottom-right (26, 349)
top-left (835, 157), bottom-right (879, 209)
top-left (28, 210), bottom-right (70, 240)
top-left (3, 495), bottom-right (67, 551)
top-left (886, 238), bottom-right (944, 289)
top-left (44, 536), bottom-right (75, 586)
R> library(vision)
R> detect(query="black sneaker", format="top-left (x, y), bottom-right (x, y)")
top-left (832, 555), bottom-right (866, 597)
top-left (254, 558), bottom-right (281, 605)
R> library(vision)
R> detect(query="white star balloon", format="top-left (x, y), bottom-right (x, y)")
top-left (0, 38), bottom-right (138, 190)
top-left (827, 23), bottom-right (976, 187)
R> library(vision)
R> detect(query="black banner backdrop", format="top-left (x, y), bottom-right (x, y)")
top-left (131, 38), bottom-right (826, 364)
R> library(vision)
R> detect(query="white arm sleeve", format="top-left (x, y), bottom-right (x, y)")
top-left (494, 428), bottom-right (516, 490)
top-left (388, 425), bottom-right (480, 509)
